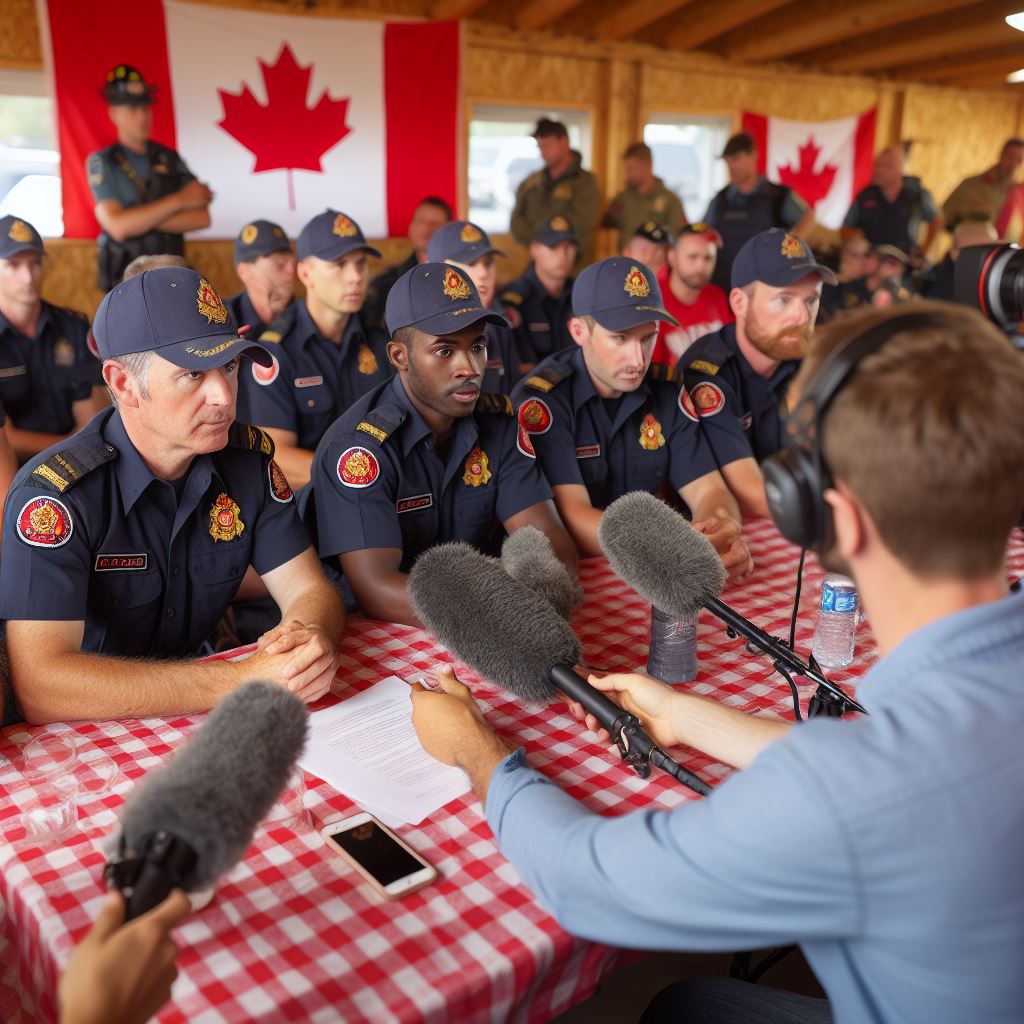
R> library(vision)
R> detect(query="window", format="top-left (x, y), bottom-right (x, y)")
top-left (0, 70), bottom-right (62, 237)
top-left (468, 105), bottom-right (593, 235)
top-left (643, 116), bottom-right (732, 225)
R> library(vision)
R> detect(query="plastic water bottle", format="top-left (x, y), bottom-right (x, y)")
top-left (647, 607), bottom-right (698, 682)
top-left (812, 574), bottom-right (858, 669)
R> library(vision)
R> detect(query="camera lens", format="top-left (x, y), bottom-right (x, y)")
top-left (955, 243), bottom-right (1024, 327)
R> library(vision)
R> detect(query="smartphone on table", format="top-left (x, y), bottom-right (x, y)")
top-left (321, 813), bottom-right (437, 899)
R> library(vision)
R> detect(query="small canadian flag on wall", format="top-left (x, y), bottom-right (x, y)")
top-left (742, 109), bottom-right (876, 229)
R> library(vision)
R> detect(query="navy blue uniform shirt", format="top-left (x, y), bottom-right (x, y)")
top-left (682, 323), bottom-right (797, 465)
top-left (0, 409), bottom-right (309, 657)
top-left (308, 374), bottom-right (551, 572)
top-left (225, 290), bottom-right (271, 337)
top-left (500, 266), bottom-right (574, 365)
top-left (483, 308), bottom-right (523, 396)
top-left (235, 299), bottom-right (393, 451)
top-left (0, 302), bottom-right (101, 435)
top-left (511, 346), bottom-right (718, 510)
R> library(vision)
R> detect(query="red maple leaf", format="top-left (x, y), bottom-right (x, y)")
top-left (218, 44), bottom-right (351, 209)
top-left (777, 136), bottom-right (837, 209)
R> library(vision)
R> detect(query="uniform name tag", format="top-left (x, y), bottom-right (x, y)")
top-left (0, 365), bottom-right (27, 379)
top-left (396, 493), bottom-right (433, 514)
top-left (294, 376), bottom-right (324, 388)
top-left (95, 553), bottom-right (148, 571)
top-left (528, 323), bottom-right (551, 332)
top-left (576, 444), bottom-right (601, 459)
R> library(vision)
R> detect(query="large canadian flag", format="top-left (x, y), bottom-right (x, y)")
top-left (39, 0), bottom-right (460, 240)
top-left (742, 110), bottom-right (876, 230)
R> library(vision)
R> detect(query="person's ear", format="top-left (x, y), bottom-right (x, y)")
top-left (729, 286), bottom-right (748, 320)
top-left (387, 339), bottom-right (408, 371)
top-left (103, 360), bottom-right (141, 408)
top-left (824, 482), bottom-right (866, 563)
top-left (295, 258), bottom-right (314, 290)
top-left (568, 317), bottom-right (590, 349)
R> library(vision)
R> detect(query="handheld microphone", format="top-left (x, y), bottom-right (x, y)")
top-left (408, 543), bottom-right (711, 795)
top-left (500, 526), bottom-right (581, 620)
top-left (105, 682), bottom-right (308, 919)
top-left (598, 492), bottom-right (867, 717)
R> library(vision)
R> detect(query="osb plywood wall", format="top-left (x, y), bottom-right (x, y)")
top-left (3, 1), bottom-right (1023, 318)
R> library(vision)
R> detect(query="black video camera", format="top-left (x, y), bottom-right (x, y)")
top-left (955, 244), bottom-right (1024, 347)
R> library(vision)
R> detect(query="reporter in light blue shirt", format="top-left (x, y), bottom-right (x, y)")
top-left (409, 302), bottom-right (1024, 1024)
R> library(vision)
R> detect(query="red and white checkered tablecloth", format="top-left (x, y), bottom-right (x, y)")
top-left (2, 521), bottom-right (1021, 1024)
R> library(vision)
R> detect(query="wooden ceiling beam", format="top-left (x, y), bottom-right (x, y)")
top-left (723, 0), bottom-right (969, 63)
top-left (799, 4), bottom-right (1021, 74)
top-left (430, 0), bottom-right (490, 18)
top-left (897, 43), bottom-right (1024, 82)
top-left (514, 0), bottom-right (589, 31)
top-left (659, 0), bottom-right (795, 52)
top-left (592, 0), bottom-right (697, 41)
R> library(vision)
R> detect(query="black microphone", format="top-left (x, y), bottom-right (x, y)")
top-left (500, 525), bottom-right (581, 620)
top-left (598, 492), bottom-right (867, 717)
top-left (408, 542), bottom-right (711, 795)
top-left (105, 682), bottom-right (308, 919)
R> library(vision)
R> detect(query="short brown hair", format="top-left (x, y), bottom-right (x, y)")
top-left (792, 301), bottom-right (1024, 578)
top-left (623, 142), bottom-right (652, 162)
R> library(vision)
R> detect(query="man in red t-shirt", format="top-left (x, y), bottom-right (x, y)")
top-left (651, 223), bottom-right (733, 366)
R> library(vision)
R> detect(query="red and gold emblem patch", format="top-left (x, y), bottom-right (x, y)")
top-left (780, 234), bottom-right (806, 259)
top-left (268, 460), bottom-right (293, 503)
top-left (357, 344), bottom-right (379, 375)
top-left (338, 446), bottom-right (380, 489)
top-left (251, 355), bottom-right (280, 386)
top-left (442, 268), bottom-right (471, 301)
top-left (463, 447), bottom-right (492, 487)
top-left (197, 278), bottom-right (228, 325)
top-left (624, 265), bottom-right (650, 298)
top-left (639, 413), bottom-right (665, 451)
top-left (333, 214), bottom-right (357, 238)
top-left (678, 386), bottom-right (699, 422)
top-left (460, 223), bottom-right (483, 243)
top-left (208, 493), bottom-right (244, 542)
top-left (691, 381), bottom-right (725, 417)
top-left (517, 425), bottom-right (536, 459)
top-left (241, 223), bottom-right (259, 245)
top-left (8, 219), bottom-right (32, 244)
top-left (17, 497), bottom-right (73, 548)
top-left (518, 398), bottom-right (552, 435)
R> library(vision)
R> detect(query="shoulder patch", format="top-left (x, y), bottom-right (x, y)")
top-left (501, 291), bottom-right (524, 305)
top-left (228, 422), bottom-right (275, 457)
top-left (523, 362), bottom-right (571, 394)
top-left (475, 393), bottom-right (513, 416)
top-left (518, 397), bottom-right (552, 434)
top-left (337, 446), bottom-right (380, 489)
top-left (268, 460), bottom-right (293, 503)
top-left (354, 405), bottom-right (406, 446)
top-left (690, 382), bottom-right (725, 417)
top-left (29, 438), bottom-right (118, 495)
top-left (251, 354), bottom-right (280, 386)
top-left (259, 330), bottom-right (282, 344)
top-left (17, 496), bottom-right (74, 548)
top-left (688, 359), bottom-right (720, 376)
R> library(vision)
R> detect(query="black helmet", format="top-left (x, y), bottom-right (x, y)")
top-left (103, 65), bottom-right (156, 106)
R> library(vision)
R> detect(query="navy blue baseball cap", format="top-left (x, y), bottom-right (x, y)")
top-left (234, 219), bottom-right (292, 263)
top-left (385, 262), bottom-right (508, 338)
top-left (93, 267), bottom-right (275, 370)
top-left (534, 215), bottom-right (580, 248)
top-left (427, 220), bottom-right (505, 265)
top-left (296, 209), bottom-right (381, 262)
top-left (572, 257), bottom-right (678, 331)
top-left (731, 228), bottom-right (837, 289)
top-left (0, 215), bottom-right (44, 259)
top-left (103, 64), bottom-right (155, 107)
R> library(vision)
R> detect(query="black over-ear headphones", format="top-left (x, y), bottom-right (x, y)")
top-left (764, 312), bottom-right (945, 551)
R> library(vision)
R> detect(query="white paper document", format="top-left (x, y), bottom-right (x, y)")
top-left (299, 675), bottom-right (472, 825)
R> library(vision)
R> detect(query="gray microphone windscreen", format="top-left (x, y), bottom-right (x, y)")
top-left (408, 542), bottom-right (580, 703)
top-left (117, 682), bottom-right (308, 889)
top-left (501, 526), bottom-right (580, 620)
top-left (598, 491), bottom-right (727, 618)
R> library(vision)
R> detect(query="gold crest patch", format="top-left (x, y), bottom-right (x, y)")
top-left (8, 220), bottom-right (32, 244)
top-left (241, 224), bottom-right (259, 245)
top-left (333, 214), bottom-right (357, 238)
top-left (54, 337), bottom-right (75, 368)
top-left (639, 413), bottom-right (665, 451)
top-left (624, 266), bottom-right (650, 298)
top-left (460, 223), bottom-right (483, 243)
top-left (197, 278), bottom-right (228, 325)
top-left (443, 268), bottom-right (471, 301)
top-left (357, 344), bottom-right (379, 375)
top-left (781, 234), bottom-right (806, 259)
top-left (550, 215), bottom-right (570, 231)
top-left (208, 493), bottom-right (244, 542)
top-left (463, 447), bottom-right (492, 487)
